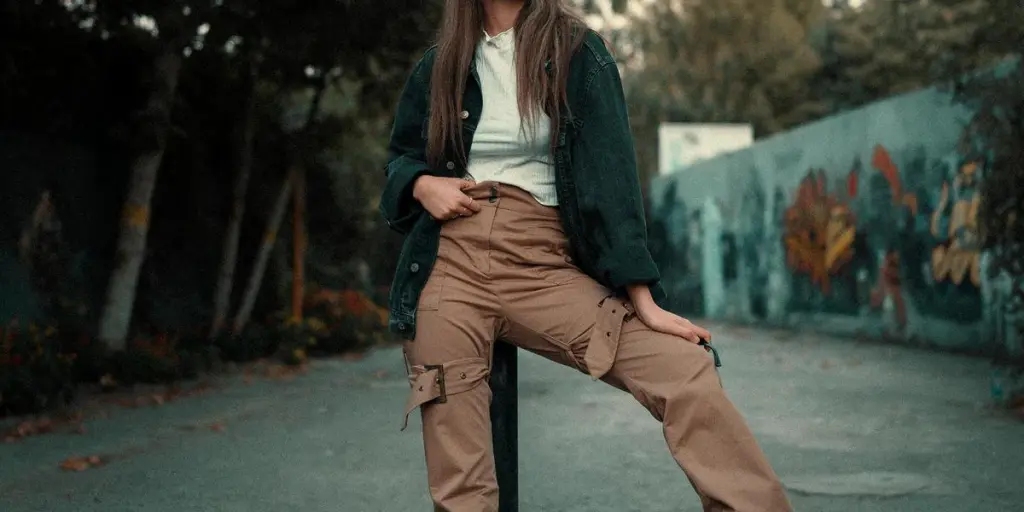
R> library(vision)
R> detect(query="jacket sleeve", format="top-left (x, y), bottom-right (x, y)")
top-left (379, 56), bottom-right (433, 235)
top-left (573, 59), bottom-right (661, 289)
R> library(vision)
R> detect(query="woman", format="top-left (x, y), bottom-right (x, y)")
top-left (380, 1), bottom-right (791, 510)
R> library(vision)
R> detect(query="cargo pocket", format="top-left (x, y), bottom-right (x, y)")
top-left (583, 295), bottom-right (633, 381)
top-left (400, 356), bottom-right (490, 431)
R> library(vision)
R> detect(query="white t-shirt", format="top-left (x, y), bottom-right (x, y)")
top-left (466, 28), bottom-right (558, 206)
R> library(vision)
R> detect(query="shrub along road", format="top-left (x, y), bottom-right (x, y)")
top-left (1, 324), bottom-right (1022, 511)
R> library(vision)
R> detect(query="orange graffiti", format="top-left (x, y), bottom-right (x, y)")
top-left (784, 170), bottom-right (857, 293)
top-left (871, 145), bottom-right (919, 215)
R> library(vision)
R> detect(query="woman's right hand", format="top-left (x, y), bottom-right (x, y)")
top-left (413, 175), bottom-right (482, 221)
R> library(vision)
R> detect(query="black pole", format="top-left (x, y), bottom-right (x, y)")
top-left (490, 340), bottom-right (519, 512)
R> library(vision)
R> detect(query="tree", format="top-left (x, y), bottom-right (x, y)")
top-left (954, 55), bottom-right (1024, 362)
top-left (623, 0), bottom-right (825, 183)
top-left (231, 0), bottom-right (441, 331)
top-left (816, 0), bottom-right (1020, 113)
top-left (92, 1), bottom-right (211, 350)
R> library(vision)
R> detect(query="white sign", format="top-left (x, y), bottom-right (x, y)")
top-left (658, 123), bottom-right (754, 174)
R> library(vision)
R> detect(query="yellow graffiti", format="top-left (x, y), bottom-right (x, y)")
top-left (930, 160), bottom-right (982, 286)
top-left (784, 170), bottom-right (856, 293)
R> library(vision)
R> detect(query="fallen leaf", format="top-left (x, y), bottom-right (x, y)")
top-left (59, 457), bottom-right (93, 472)
top-left (209, 423), bottom-right (226, 433)
top-left (151, 394), bottom-right (165, 406)
top-left (820, 359), bottom-right (835, 370)
top-left (374, 369), bottom-right (388, 379)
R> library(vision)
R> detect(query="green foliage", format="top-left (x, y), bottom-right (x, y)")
top-left (953, 57), bottom-right (1024, 351)
top-left (214, 325), bottom-right (277, 363)
top-left (628, 0), bottom-right (826, 136)
top-left (624, 0), bottom-right (825, 183)
top-left (814, 0), bottom-right (1022, 113)
top-left (0, 322), bottom-right (78, 416)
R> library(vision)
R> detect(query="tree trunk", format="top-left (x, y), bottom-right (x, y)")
top-left (291, 166), bottom-right (307, 320)
top-left (232, 167), bottom-right (297, 334)
top-left (231, 75), bottom-right (327, 333)
top-left (97, 48), bottom-right (183, 350)
top-left (209, 57), bottom-right (260, 339)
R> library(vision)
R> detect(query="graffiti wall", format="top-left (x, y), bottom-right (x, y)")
top-left (648, 87), bottom-right (1002, 351)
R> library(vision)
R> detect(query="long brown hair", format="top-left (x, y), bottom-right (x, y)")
top-left (426, 0), bottom-right (587, 169)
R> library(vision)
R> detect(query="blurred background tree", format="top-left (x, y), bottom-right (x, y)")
top-left (1, 0), bottom-right (440, 349)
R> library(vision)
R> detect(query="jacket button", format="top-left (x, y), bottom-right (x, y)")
top-left (446, 161), bottom-right (455, 170)
top-left (460, 110), bottom-right (469, 120)
top-left (397, 322), bottom-right (406, 331)
top-left (410, 262), bottom-right (420, 273)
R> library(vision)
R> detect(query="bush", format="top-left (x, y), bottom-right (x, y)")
top-left (1, 287), bottom-right (393, 416)
top-left (214, 324), bottom-right (277, 363)
top-left (1, 321), bottom-right (78, 416)
top-left (274, 317), bottom-right (321, 366)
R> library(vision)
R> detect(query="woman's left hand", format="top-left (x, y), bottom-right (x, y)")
top-left (634, 303), bottom-right (711, 344)
top-left (625, 284), bottom-right (711, 343)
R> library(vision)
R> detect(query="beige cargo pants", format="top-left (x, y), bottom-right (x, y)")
top-left (401, 182), bottom-right (791, 512)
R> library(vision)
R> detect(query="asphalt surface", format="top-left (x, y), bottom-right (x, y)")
top-left (2, 323), bottom-right (1022, 511)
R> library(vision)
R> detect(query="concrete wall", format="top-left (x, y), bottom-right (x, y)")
top-left (648, 86), bottom-right (1018, 355)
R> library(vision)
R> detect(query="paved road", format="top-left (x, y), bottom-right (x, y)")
top-left (2, 324), bottom-right (1022, 511)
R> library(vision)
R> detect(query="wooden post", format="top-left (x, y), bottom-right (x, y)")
top-left (490, 340), bottom-right (519, 511)
top-left (291, 165), bottom-right (306, 320)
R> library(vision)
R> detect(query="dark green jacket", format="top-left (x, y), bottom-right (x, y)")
top-left (379, 29), bottom-right (666, 338)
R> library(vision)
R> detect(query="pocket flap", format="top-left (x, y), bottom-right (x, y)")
top-left (584, 297), bottom-right (631, 381)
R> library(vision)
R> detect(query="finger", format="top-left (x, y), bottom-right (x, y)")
top-left (677, 329), bottom-right (700, 344)
top-left (662, 320), bottom-right (698, 343)
top-left (694, 325), bottom-right (712, 342)
top-left (460, 195), bottom-right (482, 212)
top-left (673, 315), bottom-right (710, 342)
top-left (458, 179), bottom-right (477, 190)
